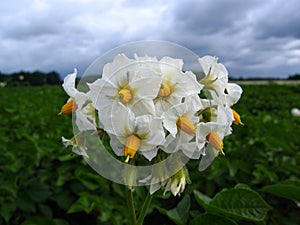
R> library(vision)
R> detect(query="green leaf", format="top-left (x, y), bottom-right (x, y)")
top-left (27, 182), bottom-right (52, 203)
top-left (53, 218), bottom-right (69, 225)
top-left (51, 190), bottom-right (74, 210)
top-left (193, 190), bottom-right (212, 209)
top-left (21, 216), bottom-right (56, 225)
top-left (0, 202), bottom-right (16, 223)
top-left (208, 187), bottom-right (271, 222)
top-left (67, 193), bottom-right (96, 214)
top-left (260, 183), bottom-right (300, 203)
top-left (0, 184), bottom-right (17, 198)
top-left (74, 167), bottom-right (109, 191)
top-left (158, 195), bottom-right (190, 225)
top-left (190, 213), bottom-right (238, 225)
top-left (38, 204), bottom-right (53, 218)
top-left (15, 193), bottom-right (36, 213)
top-left (234, 183), bottom-right (252, 190)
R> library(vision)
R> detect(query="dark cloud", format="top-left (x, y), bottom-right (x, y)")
top-left (0, 0), bottom-right (299, 78)
top-left (171, 0), bottom-right (261, 35)
top-left (254, 0), bottom-right (300, 39)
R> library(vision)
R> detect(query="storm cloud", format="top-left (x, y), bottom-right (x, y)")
top-left (0, 0), bottom-right (299, 78)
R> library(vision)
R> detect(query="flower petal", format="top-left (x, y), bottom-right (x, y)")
top-left (130, 76), bottom-right (161, 99)
top-left (62, 69), bottom-right (79, 97)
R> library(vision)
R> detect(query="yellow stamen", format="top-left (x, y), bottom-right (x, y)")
top-left (231, 108), bottom-right (244, 125)
top-left (58, 99), bottom-right (77, 115)
top-left (118, 88), bottom-right (132, 104)
top-left (158, 82), bottom-right (171, 97)
top-left (124, 134), bottom-right (140, 158)
top-left (206, 131), bottom-right (224, 155)
top-left (177, 116), bottom-right (196, 136)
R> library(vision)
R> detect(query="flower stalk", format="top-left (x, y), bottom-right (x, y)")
top-left (125, 186), bottom-right (153, 225)
top-left (125, 187), bottom-right (137, 225)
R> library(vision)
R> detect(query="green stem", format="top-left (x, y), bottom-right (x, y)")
top-left (136, 192), bottom-right (153, 225)
top-left (125, 186), bottom-right (137, 225)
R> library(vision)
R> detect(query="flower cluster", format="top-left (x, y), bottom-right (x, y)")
top-left (60, 54), bottom-right (243, 196)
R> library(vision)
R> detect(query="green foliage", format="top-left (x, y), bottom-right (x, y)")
top-left (194, 185), bottom-right (271, 222)
top-left (0, 84), bottom-right (300, 224)
top-left (157, 195), bottom-right (191, 225)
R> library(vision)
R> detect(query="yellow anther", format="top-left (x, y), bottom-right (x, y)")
top-left (231, 108), bottom-right (244, 125)
top-left (206, 131), bottom-right (224, 155)
top-left (158, 82), bottom-right (171, 97)
top-left (118, 88), bottom-right (132, 104)
top-left (176, 116), bottom-right (196, 136)
top-left (124, 134), bottom-right (140, 158)
top-left (58, 99), bottom-right (77, 115)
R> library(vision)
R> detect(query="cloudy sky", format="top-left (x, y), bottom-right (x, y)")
top-left (1, 0), bottom-right (300, 78)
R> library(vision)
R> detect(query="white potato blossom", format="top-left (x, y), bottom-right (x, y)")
top-left (198, 55), bottom-right (228, 101)
top-left (88, 54), bottom-right (162, 129)
top-left (154, 57), bottom-right (203, 115)
top-left (60, 53), bottom-right (243, 196)
top-left (60, 69), bottom-right (98, 156)
top-left (107, 103), bottom-right (165, 161)
top-left (291, 108), bottom-right (300, 117)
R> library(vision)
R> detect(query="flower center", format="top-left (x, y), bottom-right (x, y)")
top-left (199, 66), bottom-right (218, 90)
top-left (118, 88), bottom-right (132, 104)
top-left (206, 131), bottom-right (224, 155)
top-left (176, 116), bottom-right (196, 136)
top-left (124, 134), bottom-right (140, 158)
top-left (158, 82), bottom-right (171, 97)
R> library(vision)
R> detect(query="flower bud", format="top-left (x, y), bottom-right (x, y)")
top-left (164, 166), bottom-right (191, 197)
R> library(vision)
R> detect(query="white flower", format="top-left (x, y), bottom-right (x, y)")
top-left (164, 166), bottom-right (190, 197)
top-left (198, 98), bottom-right (234, 136)
top-left (162, 97), bottom-right (207, 159)
top-left (61, 69), bottom-right (97, 131)
top-left (198, 121), bottom-right (227, 171)
top-left (198, 55), bottom-right (228, 101)
top-left (107, 103), bottom-right (165, 161)
top-left (154, 56), bottom-right (203, 115)
top-left (0, 82), bottom-right (7, 88)
top-left (88, 54), bottom-right (162, 129)
top-left (62, 134), bottom-right (88, 158)
top-left (225, 83), bottom-right (243, 106)
top-left (225, 83), bottom-right (244, 126)
top-left (291, 108), bottom-right (300, 117)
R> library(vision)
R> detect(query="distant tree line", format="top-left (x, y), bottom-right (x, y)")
top-left (0, 71), bottom-right (62, 86)
top-left (287, 73), bottom-right (300, 80)
top-left (0, 70), bottom-right (299, 86)
top-left (229, 73), bottom-right (300, 81)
